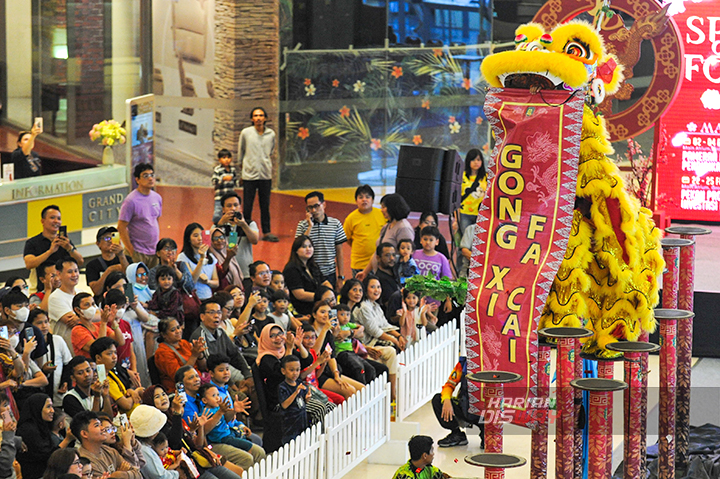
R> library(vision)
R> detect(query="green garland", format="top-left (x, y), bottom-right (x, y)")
top-left (404, 273), bottom-right (468, 304)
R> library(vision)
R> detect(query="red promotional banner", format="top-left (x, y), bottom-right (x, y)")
top-left (464, 88), bottom-right (585, 427)
top-left (656, 1), bottom-right (720, 221)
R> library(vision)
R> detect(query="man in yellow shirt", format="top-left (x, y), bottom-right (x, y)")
top-left (343, 185), bottom-right (386, 277)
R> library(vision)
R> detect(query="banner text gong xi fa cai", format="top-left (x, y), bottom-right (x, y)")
top-left (657, 1), bottom-right (720, 220)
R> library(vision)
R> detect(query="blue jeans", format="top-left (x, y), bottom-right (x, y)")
top-left (201, 466), bottom-right (242, 479)
top-left (219, 432), bottom-right (254, 451)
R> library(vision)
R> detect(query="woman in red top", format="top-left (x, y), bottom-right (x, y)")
top-left (153, 318), bottom-right (206, 392)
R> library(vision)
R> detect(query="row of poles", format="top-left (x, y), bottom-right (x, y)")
top-left (464, 225), bottom-right (711, 478)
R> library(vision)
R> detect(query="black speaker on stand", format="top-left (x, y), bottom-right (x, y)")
top-left (396, 145), bottom-right (464, 214)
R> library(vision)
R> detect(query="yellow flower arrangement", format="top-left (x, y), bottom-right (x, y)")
top-left (89, 120), bottom-right (127, 146)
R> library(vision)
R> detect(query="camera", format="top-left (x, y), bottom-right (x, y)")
top-left (233, 211), bottom-right (243, 220)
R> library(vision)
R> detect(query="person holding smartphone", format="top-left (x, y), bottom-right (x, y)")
top-left (215, 192), bottom-right (259, 278)
top-left (11, 124), bottom-right (42, 179)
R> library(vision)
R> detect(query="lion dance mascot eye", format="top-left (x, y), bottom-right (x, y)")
top-left (481, 21), bottom-right (663, 357)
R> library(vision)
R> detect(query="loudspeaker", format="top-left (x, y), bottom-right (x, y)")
top-left (396, 145), bottom-right (463, 214)
top-left (439, 149), bottom-right (463, 215)
top-left (396, 145), bottom-right (446, 213)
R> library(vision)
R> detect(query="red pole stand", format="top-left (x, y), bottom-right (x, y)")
top-left (607, 341), bottom-right (661, 479)
top-left (660, 239), bottom-right (683, 309)
top-left (638, 330), bottom-right (650, 477)
top-left (573, 340), bottom-right (584, 479)
top-left (538, 327), bottom-right (593, 479)
top-left (466, 371), bottom-right (524, 479)
top-left (531, 341), bottom-right (553, 479)
top-left (656, 308), bottom-right (694, 478)
top-left (581, 352), bottom-right (623, 479)
top-left (570, 378), bottom-right (628, 479)
top-left (666, 226), bottom-right (710, 470)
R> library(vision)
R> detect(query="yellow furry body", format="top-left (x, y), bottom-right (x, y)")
top-left (480, 21), bottom-right (663, 357)
top-left (539, 105), bottom-right (663, 357)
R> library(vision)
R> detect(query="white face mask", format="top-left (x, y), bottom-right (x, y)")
top-left (10, 333), bottom-right (19, 349)
top-left (116, 308), bottom-right (126, 318)
top-left (13, 307), bottom-right (29, 323)
top-left (82, 305), bottom-right (99, 321)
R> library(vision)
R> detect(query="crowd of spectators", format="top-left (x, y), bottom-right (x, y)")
top-left (0, 148), bottom-right (486, 478)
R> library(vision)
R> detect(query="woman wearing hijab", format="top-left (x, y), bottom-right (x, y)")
top-left (208, 226), bottom-right (244, 291)
top-left (16, 393), bottom-right (73, 478)
top-left (125, 262), bottom-right (160, 382)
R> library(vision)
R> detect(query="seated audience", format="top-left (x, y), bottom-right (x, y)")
top-left (97, 413), bottom-right (145, 468)
top-left (308, 301), bottom-right (364, 400)
top-left (147, 265), bottom-right (186, 325)
top-left (278, 355), bottom-right (309, 445)
top-left (62, 356), bottom-right (112, 417)
top-left (283, 235), bottom-right (332, 316)
top-left (189, 299), bottom-right (250, 383)
top-left (177, 365), bottom-right (265, 470)
top-left (70, 292), bottom-right (124, 358)
top-left (148, 238), bottom-right (195, 294)
top-left (178, 223), bottom-right (219, 300)
top-left (154, 318), bottom-right (206, 393)
top-left (102, 289), bottom-right (140, 385)
top-left (209, 226), bottom-right (244, 290)
top-left (245, 261), bottom-right (272, 299)
top-left (72, 411), bottom-right (143, 478)
top-left (131, 405), bottom-right (185, 479)
top-left (30, 308), bottom-right (73, 406)
top-left (30, 262), bottom-right (61, 312)
top-left (48, 257), bottom-right (81, 348)
top-left (43, 448), bottom-right (84, 479)
top-left (90, 337), bottom-right (144, 413)
top-left (16, 393), bottom-right (73, 478)
top-left (85, 226), bottom-right (131, 296)
top-left (140, 385), bottom-right (245, 478)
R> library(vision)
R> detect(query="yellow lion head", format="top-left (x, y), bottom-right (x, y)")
top-left (481, 21), bottom-right (624, 104)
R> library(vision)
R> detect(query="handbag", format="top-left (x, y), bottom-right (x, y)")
top-left (352, 338), bottom-right (368, 359)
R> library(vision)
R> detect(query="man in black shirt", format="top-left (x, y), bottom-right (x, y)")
top-left (85, 226), bottom-right (131, 296)
top-left (23, 205), bottom-right (84, 292)
top-left (62, 356), bottom-right (113, 417)
top-left (375, 243), bottom-right (400, 311)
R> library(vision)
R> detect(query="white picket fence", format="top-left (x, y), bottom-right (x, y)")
top-left (242, 423), bottom-right (325, 479)
top-left (242, 374), bottom-right (391, 479)
top-left (324, 375), bottom-right (391, 479)
top-left (396, 322), bottom-right (459, 421)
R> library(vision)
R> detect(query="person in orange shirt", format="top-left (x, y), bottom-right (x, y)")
top-left (431, 357), bottom-right (485, 449)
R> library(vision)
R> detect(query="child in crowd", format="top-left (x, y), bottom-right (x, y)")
top-left (212, 149), bottom-right (238, 225)
top-left (207, 354), bottom-right (260, 445)
top-left (199, 384), bottom-right (255, 452)
top-left (150, 432), bottom-right (180, 470)
top-left (296, 324), bottom-right (343, 406)
top-left (269, 271), bottom-right (288, 296)
top-left (279, 355), bottom-right (311, 444)
top-left (395, 239), bottom-right (419, 285)
top-left (267, 289), bottom-right (301, 331)
top-left (333, 304), bottom-right (377, 385)
top-left (413, 226), bottom-right (454, 313)
top-left (147, 266), bottom-right (184, 323)
top-left (399, 289), bottom-right (435, 345)
top-left (251, 291), bottom-right (273, 339)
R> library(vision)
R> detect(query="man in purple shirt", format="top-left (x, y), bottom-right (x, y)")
top-left (118, 163), bottom-right (162, 268)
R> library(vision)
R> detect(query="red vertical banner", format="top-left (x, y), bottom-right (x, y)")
top-left (464, 88), bottom-right (585, 426)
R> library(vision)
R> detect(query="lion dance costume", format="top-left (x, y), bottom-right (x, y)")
top-left (480, 21), bottom-right (663, 357)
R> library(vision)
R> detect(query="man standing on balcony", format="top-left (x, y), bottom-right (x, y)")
top-left (239, 107), bottom-right (278, 243)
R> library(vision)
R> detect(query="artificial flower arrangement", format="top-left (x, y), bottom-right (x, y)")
top-left (89, 120), bottom-right (127, 146)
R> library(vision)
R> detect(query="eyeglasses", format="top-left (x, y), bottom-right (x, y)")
top-left (255, 270), bottom-right (271, 276)
top-left (103, 425), bottom-right (117, 434)
top-left (136, 272), bottom-right (148, 277)
top-left (222, 306), bottom-right (233, 312)
top-left (100, 236), bottom-right (113, 242)
top-left (71, 460), bottom-right (83, 467)
top-left (212, 235), bottom-right (225, 241)
top-left (306, 203), bottom-right (322, 211)
top-left (162, 247), bottom-right (177, 252)
top-left (205, 310), bottom-right (222, 316)
top-left (269, 331), bottom-right (286, 339)
top-left (140, 173), bottom-right (155, 179)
